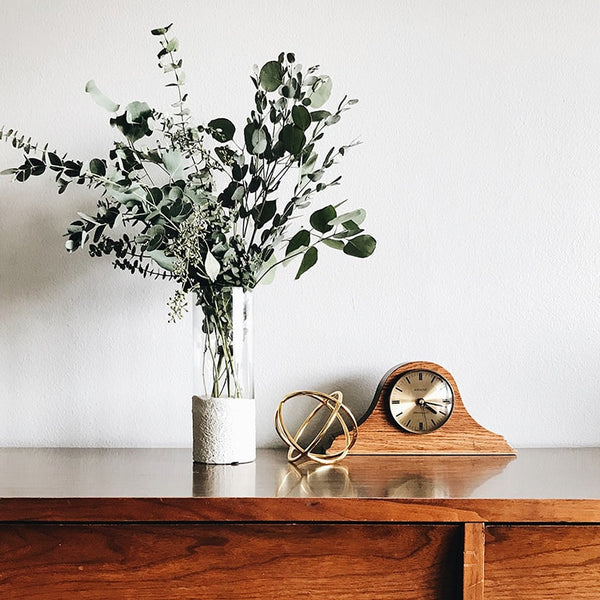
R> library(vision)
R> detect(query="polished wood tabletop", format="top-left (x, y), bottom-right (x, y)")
top-left (0, 447), bottom-right (598, 523)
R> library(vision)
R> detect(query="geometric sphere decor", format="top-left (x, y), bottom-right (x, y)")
top-left (275, 390), bottom-right (358, 464)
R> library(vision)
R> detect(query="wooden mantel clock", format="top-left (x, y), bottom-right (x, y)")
top-left (331, 361), bottom-right (515, 455)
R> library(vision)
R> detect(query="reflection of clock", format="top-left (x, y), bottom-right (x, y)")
top-left (329, 361), bottom-right (515, 456)
top-left (388, 368), bottom-right (454, 433)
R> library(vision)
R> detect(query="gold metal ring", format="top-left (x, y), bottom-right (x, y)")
top-left (275, 390), bottom-right (358, 464)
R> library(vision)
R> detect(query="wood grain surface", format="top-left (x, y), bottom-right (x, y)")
top-left (0, 523), bottom-right (462, 600)
top-left (485, 526), bottom-right (600, 599)
top-left (1, 497), bottom-right (600, 524)
top-left (463, 523), bottom-right (485, 600)
top-left (0, 449), bottom-right (598, 598)
top-left (331, 361), bottom-right (515, 455)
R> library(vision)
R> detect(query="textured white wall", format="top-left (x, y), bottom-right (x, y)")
top-left (1, 0), bottom-right (599, 449)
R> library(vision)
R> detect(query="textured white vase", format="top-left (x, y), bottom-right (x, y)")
top-left (192, 395), bottom-right (256, 464)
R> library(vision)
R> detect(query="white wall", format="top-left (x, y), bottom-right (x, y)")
top-left (1, 0), bottom-right (599, 449)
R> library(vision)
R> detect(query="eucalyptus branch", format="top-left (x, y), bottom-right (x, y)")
top-left (1, 25), bottom-right (376, 320)
top-left (254, 227), bottom-right (342, 286)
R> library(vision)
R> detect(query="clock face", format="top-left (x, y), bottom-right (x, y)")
top-left (387, 369), bottom-right (454, 434)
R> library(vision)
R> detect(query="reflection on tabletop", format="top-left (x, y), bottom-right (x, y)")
top-left (274, 454), bottom-right (515, 498)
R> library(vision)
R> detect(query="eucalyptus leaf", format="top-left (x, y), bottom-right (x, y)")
top-left (286, 229), bottom-right (310, 256)
top-left (259, 60), bottom-right (283, 92)
top-left (145, 224), bottom-right (166, 251)
top-left (329, 208), bottom-right (366, 227)
top-left (256, 253), bottom-right (278, 285)
top-left (85, 80), bottom-right (120, 113)
top-left (343, 234), bottom-right (377, 258)
top-left (77, 211), bottom-right (98, 224)
top-left (310, 205), bottom-right (336, 233)
top-left (332, 227), bottom-right (364, 239)
top-left (248, 175), bottom-right (262, 193)
top-left (151, 24), bottom-right (173, 35)
top-left (109, 182), bottom-right (145, 205)
top-left (162, 149), bottom-right (184, 181)
top-left (311, 110), bottom-right (331, 122)
top-left (307, 76), bottom-right (332, 109)
top-left (111, 102), bottom-right (153, 143)
top-left (292, 105), bottom-right (311, 131)
top-left (148, 187), bottom-right (164, 204)
top-left (47, 152), bottom-right (63, 170)
top-left (244, 123), bottom-right (268, 155)
top-left (165, 37), bottom-right (179, 52)
top-left (167, 185), bottom-right (183, 201)
top-left (295, 246), bottom-right (318, 279)
top-left (251, 128), bottom-right (268, 154)
top-left (253, 200), bottom-right (277, 228)
top-left (89, 158), bottom-right (106, 176)
top-left (208, 118), bottom-right (236, 142)
top-left (232, 185), bottom-right (244, 203)
top-left (322, 238), bottom-right (344, 250)
top-left (27, 158), bottom-right (45, 176)
top-left (126, 101), bottom-right (152, 124)
top-left (279, 125), bottom-right (305, 155)
top-left (301, 152), bottom-right (318, 175)
top-left (148, 249), bottom-right (176, 271)
top-left (205, 250), bottom-right (221, 282)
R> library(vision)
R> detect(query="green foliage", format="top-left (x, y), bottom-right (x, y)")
top-left (310, 205), bottom-right (336, 234)
top-left (0, 25), bottom-right (376, 321)
top-left (85, 80), bottom-right (120, 113)
top-left (259, 61), bottom-right (283, 92)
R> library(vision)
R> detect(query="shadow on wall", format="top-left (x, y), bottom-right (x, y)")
top-left (277, 374), bottom-right (376, 453)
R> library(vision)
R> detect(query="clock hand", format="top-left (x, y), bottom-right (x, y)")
top-left (417, 398), bottom-right (439, 413)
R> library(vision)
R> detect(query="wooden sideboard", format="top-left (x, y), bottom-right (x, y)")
top-left (0, 447), bottom-right (598, 599)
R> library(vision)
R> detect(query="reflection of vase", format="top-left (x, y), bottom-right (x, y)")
top-left (192, 287), bottom-right (255, 464)
top-left (193, 461), bottom-right (257, 497)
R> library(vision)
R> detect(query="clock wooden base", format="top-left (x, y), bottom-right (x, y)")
top-left (330, 361), bottom-right (515, 456)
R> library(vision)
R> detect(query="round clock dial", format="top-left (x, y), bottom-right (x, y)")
top-left (387, 369), bottom-right (454, 434)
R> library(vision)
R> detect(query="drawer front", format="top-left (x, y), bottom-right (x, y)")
top-left (485, 525), bottom-right (600, 600)
top-left (0, 523), bottom-right (461, 600)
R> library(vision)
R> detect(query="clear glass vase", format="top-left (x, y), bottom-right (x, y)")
top-left (192, 287), bottom-right (254, 400)
top-left (192, 287), bottom-right (255, 464)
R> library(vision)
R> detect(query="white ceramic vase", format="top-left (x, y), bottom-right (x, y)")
top-left (192, 396), bottom-right (256, 464)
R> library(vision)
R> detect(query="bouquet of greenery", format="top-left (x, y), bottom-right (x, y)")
top-left (1, 24), bottom-right (375, 398)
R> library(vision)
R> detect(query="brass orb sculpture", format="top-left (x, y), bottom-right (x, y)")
top-left (275, 391), bottom-right (358, 464)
